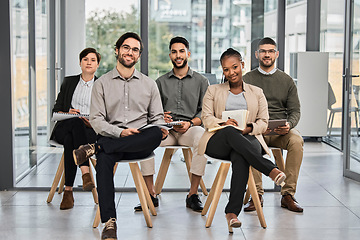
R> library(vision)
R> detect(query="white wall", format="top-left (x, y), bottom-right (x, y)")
top-left (65, 0), bottom-right (85, 76)
top-left (296, 52), bottom-right (329, 137)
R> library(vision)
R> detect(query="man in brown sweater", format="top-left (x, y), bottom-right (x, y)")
top-left (243, 37), bottom-right (304, 212)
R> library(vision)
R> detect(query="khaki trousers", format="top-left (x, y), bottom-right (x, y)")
top-left (140, 126), bottom-right (207, 177)
top-left (251, 128), bottom-right (304, 196)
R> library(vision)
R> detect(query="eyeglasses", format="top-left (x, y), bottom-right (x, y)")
top-left (258, 49), bottom-right (277, 54)
top-left (121, 44), bottom-right (141, 54)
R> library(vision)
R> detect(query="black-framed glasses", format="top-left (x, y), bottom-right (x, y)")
top-left (258, 49), bottom-right (277, 54)
top-left (121, 44), bottom-right (141, 54)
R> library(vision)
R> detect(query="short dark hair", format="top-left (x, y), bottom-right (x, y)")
top-left (257, 37), bottom-right (277, 49)
top-left (79, 48), bottom-right (101, 63)
top-left (114, 32), bottom-right (143, 53)
top-left (220, 48), bottom-right (243, 64)
top-left (169, 36), bottom-right (189, 50)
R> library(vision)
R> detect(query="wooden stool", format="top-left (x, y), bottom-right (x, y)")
top-left (46, 152), bottom-right (98, 204)
top-left (201, 157), bottom-right (267, 230)
top-left (243, 148), bottom-right (286, 204)
top-left (154, 146), bottom-right (208, 196)
top-left (92, 153), bottom-right (157, 228)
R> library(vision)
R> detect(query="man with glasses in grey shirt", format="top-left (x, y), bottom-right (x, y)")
top-left (136, 36), bottom-right (209, 213)
top-left (73, 32), bottom-right (168, 240)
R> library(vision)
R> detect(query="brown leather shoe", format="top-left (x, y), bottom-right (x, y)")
top-left (82, 173), bottom-right (95, 191)
top-left (73, 144), bottom-right (95, 166)
top-left (60, 190), bottom-right (74, 210)
top-left (281, 194), bottom-right (303, 212)
top-left (101, 218), bottom-right (117, 239)
top-left (244, 194), bottom-right (263, 212)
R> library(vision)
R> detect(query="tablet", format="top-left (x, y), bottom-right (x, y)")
top-left (266, 119), bottom-right (287, 135)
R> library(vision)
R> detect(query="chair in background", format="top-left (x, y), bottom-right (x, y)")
top-left (46, 152), bottom-right (98, 204)
top-left (201, 73), bottom-right (218, 85)
top-left (327, 83), bottom-right (359, 136)
top-left (154, 146), bottom-right (208, 196)
top-left (92, 154), bottom-right (157, 228)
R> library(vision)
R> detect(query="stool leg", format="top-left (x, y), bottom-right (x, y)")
top-left (89, 161), bottom-right (98, 204)
top-left (182, 148), bottom-right (208, 196)
top-left (154, 148), bottom-right (175, 195)
top-left (93, 205), bottom-right (101, 228)
top-left (271, 148), bottom-right (285, 172)
top-left (182, 148), bottom-right (192, 181)
top-left (205, 162), bottom-right (230, 228)
top-left (248, 168), bottom-right (267, 228)
top-left (47, 153), bottom-right (65, 203)
top-left (129, 162), bottom-right (153, 228)
top-left (58, 171), bottom-right (65, 194)
top-left (139, 166), bottom-right (157, 216)
top-left (201, 161), bottom-right (223, 216)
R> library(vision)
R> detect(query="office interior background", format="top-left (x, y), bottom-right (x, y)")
top-left (0, 0), bottom-right (360, 190)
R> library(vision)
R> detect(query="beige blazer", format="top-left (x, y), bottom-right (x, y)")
top-left (198, 81), bottom-right (270, 156)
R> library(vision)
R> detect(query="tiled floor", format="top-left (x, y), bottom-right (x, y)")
top-left (1, 142), bottom-right (360, 239)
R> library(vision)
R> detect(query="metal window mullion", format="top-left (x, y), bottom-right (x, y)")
top-left (277, 0), bottom-right (285, 71)
top-left (0, 0), bottom-right (14, 190)
top-left (140, 0), bottom-right (149, 76)
top-left (28, 0), bottom-right (37, 151)
top-left (205, 0), bottom-right (212, 73)
top-left (47, 0), bottom-right (56, 139)
top-left (306, 0), bottom-right (320, 51)
top-left (342, 0), bottom-right (353, 173)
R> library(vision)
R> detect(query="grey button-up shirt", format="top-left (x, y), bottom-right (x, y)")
top-left (90, 68), bottom-right (165, 138)
top-left (156, 68), bottom-right (209, 121)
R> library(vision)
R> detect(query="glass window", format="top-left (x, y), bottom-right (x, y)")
top-left (36, 0), bottom-right (49, 148)
top-left (85, 0), bottom-right (140, 76)
top-left (211, 0), bottom-right (278, 82)
top-left (211, 0), bottom-right (252, 82)
top-left (11, 0), bottom-right (30, 179)
top-left (321, 0), bottom-right (345, 146)
top-left (284, 0), bottom-right (306, 73)
top-left (148, 0), bottom-right (205, 80)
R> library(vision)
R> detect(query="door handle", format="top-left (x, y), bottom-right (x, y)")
top-left (343, 74), bottom-right (359, 78)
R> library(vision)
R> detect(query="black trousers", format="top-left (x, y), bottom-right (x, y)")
top-left (95, 126), bottom-right (162, 223)
top-left (54, 118), bottom-right (97, 187)
top-left (205, 126), bottom-right (276, 216)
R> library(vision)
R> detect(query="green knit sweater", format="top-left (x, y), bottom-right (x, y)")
top-left (243, 69), bottom-right (300, 129)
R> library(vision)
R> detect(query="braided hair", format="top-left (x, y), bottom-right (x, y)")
top-left (220, 48), bottom-right (243, 83)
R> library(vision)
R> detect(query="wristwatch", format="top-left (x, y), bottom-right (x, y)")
top-left (188, 120), bottom-right (194, 128)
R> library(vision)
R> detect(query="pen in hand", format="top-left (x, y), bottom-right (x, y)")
top-left (226, 117), bottom-right (238, 126)
top-left (69, 106), bottom-right (80, 114)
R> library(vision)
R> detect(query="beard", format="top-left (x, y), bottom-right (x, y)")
top-left (259, 57), bottom-right (276, 68)
top-left (117, 54), bottom-right (137, 68)
top-left (171, 58), bottom-right (188, 69)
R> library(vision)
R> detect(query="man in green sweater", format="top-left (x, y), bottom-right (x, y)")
top-left (243, 37), bottom-right (304, 212)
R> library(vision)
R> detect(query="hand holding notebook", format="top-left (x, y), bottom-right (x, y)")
top-left (208, 110), bottom-right (249, 132)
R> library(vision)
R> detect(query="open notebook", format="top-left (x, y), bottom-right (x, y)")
top-left (208, 110), bottom-right (249, 132)
top-left (52, 112), bottom-right (89, 121)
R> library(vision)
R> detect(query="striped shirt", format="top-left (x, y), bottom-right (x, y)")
top-left (71, 76), bottom-right (94, 114)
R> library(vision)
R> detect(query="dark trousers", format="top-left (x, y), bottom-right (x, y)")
top-left (95, 126), bottom-right (162, 223)
top-left (54, 118), bottom-right (97, 187)
top-left (205, 127), bottom-right (276, 216)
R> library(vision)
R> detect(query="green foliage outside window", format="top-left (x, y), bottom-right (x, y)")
top-left (86, 6), bottom-right (173, 80)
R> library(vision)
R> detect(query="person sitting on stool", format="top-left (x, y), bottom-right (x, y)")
top-left (50, 47), bottom-right (101, 210)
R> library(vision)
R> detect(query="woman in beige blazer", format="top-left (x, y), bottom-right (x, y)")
top-left (198, 48), bottom-right (285, 229)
